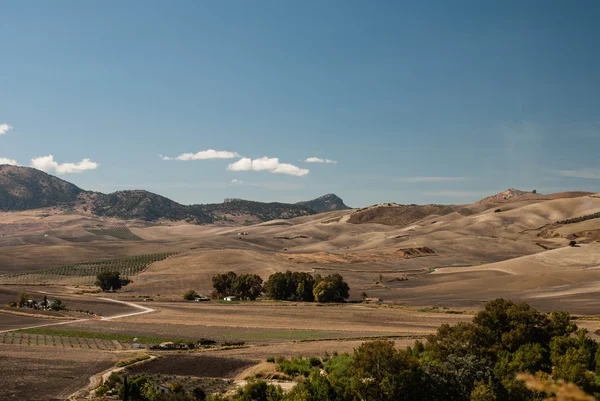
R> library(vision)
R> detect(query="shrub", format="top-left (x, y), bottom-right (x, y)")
top-left (570, 240), bottom-right (577, 247)
top-left (193, 387), bottom-right (206, 401)
top-left (8, 301), bottom-right (16, 307)
top-left (222, 341), bottom-right (245, 347)
top-left (183, 290), bottom-right (199, 300)
top-left (494, 209), bottom-right (502, 213)
top-left (266, 356), bottom-right (276, 363)
top-left (95, 271), bottom-right (122, 291)
top-left (95, 385), bottom-right (108, 396)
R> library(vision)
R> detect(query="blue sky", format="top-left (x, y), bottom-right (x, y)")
top-left (1, 1), bottom-right (599, 207)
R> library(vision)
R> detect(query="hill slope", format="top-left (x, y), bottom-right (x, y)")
top-left (0, 166), bottom-right (335, 223)
top-left (296, 193), bottom-right (350, 213)
top-left (0, 165), bottom-right (83, 211)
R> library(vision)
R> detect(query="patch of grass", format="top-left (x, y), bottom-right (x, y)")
top-left (18, 328), bottom-right (183, 344)
top-left (276, 356), bottom-right (322, 377)
top-left (418, 306), bottom-right (465, 314)
top-left (116, 354), bottom-right (151, 367)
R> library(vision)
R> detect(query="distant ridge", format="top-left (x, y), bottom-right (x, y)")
top-left (476, 188), bottom-right (532, 204)
top-left (296, 193), bottom-right (350, 213)
top-left (0, 165), bottom-right (340, 224)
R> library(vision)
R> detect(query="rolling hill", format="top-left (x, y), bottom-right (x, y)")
top-left (0, 165), bottom-right (343, 224)
top-left (296, 193), bottom-right (350, 213)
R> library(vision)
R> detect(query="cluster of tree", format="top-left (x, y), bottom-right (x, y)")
top-left (204, 299), bottom-right (600, 401)
top-left (264, 271), bottom-right (350, 303)
top-left (557, 211), bottom-right (600, 225)
top-left (96, 271), bottom-right (127, 291)
top-left (210, 271), bottom-right (350, 303)
top-left (9, 293), bottom-right (65, 311)
top-left (212, 271), bottom-right (263, 300)
top-left (100, 374), bottom-right (206, 401)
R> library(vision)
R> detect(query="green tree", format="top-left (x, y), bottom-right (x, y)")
top-left (192, 387), bottom-right (206, 401)
top-left (470, 381), bottom-right (496, 401)
top-left (18, 291), bottom-right (28, 307)
top-left (235, 380), bottom-right (283, 401)
top-left (171, 382), bottom-right (184, 393)
top-left (122, 376), bottom-right (129, 401)
top-left (96, 271), bottom-right (122, 291)
top-left (50, 299), bottom-right (66, 311)
top-left (351, 340), bottom-right (422, 401)
top-left (313, 274), bottom-right (350, 303)
top-left (233, 274), bottom-right (263, 300)
top-left (264, 272), bottom-right (290, 300)
top-left (183, 290), bottom-right (199, 300)
top-left (212, 271), bottom-right (237, 298)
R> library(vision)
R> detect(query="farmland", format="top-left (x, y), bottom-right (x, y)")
top-left (0, 252), bottom-right (176, 285)
top-left (86, 227), bottom-right (144, 241)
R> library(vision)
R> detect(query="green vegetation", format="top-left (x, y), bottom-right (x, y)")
top-left (211, 272), bottom-right (263, 300)
top-left (87, 227), bottom-right (144, 240)
top-left (570, 240), bottom-right (578, 247)
top-left (183, 290), bottom-right (199, 300)
top-left (203, 299), bottom-right (600, 401)
top-left (116, 375), bottom-right (207, 401)
top-left (116, 355), bottom-right (152, 368)
top-left (276, 356), bottom-right (323, 377)
top-left (264, 271), bottom-right (350, 303)
top-left (0, 252), bottom-right (176, 286)
top-left (17, 328), bottom-right (183, 344)
top-left (557, 212), bottom-right (600, 225)
top-left (96, 270), bottom-right (123, 291)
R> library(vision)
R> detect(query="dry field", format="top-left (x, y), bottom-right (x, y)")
top-left (0, 344), bottom-right (117, 401)
top-left (54, 301), bottom-right (471, 344)
top-left (2, 191), bottom-right (600, 400)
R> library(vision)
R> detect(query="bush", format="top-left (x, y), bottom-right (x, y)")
top-left (266, 356), bottom-right (276, 363)
top-left (570, 240), bottom-right (577, 247)
top-left (183, 290), bottom-right (199, 300)
top-left (198, 338), bottom-right (217, 346)
top-left (95, 385), bottom-right (108, 396)
top-left (222, 341), bottom-right (245, 347)
top-left (193, 387), bottom-right (206, 400)
top-left (276, 357), bottom-right (321, 377)
top-left (95, 271), bottom-right (122, 291)
top-left (494, 209), bottom-right (502, 213)
top-left (8, 301), bottom-right (16, 307)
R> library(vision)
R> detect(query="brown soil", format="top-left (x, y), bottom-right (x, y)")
top-left (127, 354), bottom-right (254, 378)
top-left (0, 344), bottom-right (117, 401)
top-left (347, 204), bottom-right (456, 227)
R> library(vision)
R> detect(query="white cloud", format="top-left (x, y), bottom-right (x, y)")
top-left (161, 149), bottom-right (240, 161)
top-left (559, 169), bottom-right (600, 180)
top-left (31, 155), bottom-right (99, 174)
top-left (228, 157), bottom-right (309, 176)
top-left (0, 124), bottom-right (13, 135)
top-left (0, 157), bottom-right (18, 165)
top-left (231, 179), bottom-right (243, 184)
top-left (394, 176), bottom-right (469, 183)
top-left (304, 157), bottom-right (337, 164)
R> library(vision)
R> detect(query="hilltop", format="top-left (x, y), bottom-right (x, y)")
top-left (0, 165), bottom-right (343, 224)
top-left (296, 193), bottom-right (350, 213)
top-left (0, 165), bottom-right (83, 210)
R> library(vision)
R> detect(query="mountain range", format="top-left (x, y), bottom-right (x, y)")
top-left (0, 165), bottom-right (350, 224)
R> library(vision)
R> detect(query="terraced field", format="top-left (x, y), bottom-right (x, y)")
top-left (0, 253), bottom-right (176, 285)
top-left (86, 227), bottom-right (144, 241)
